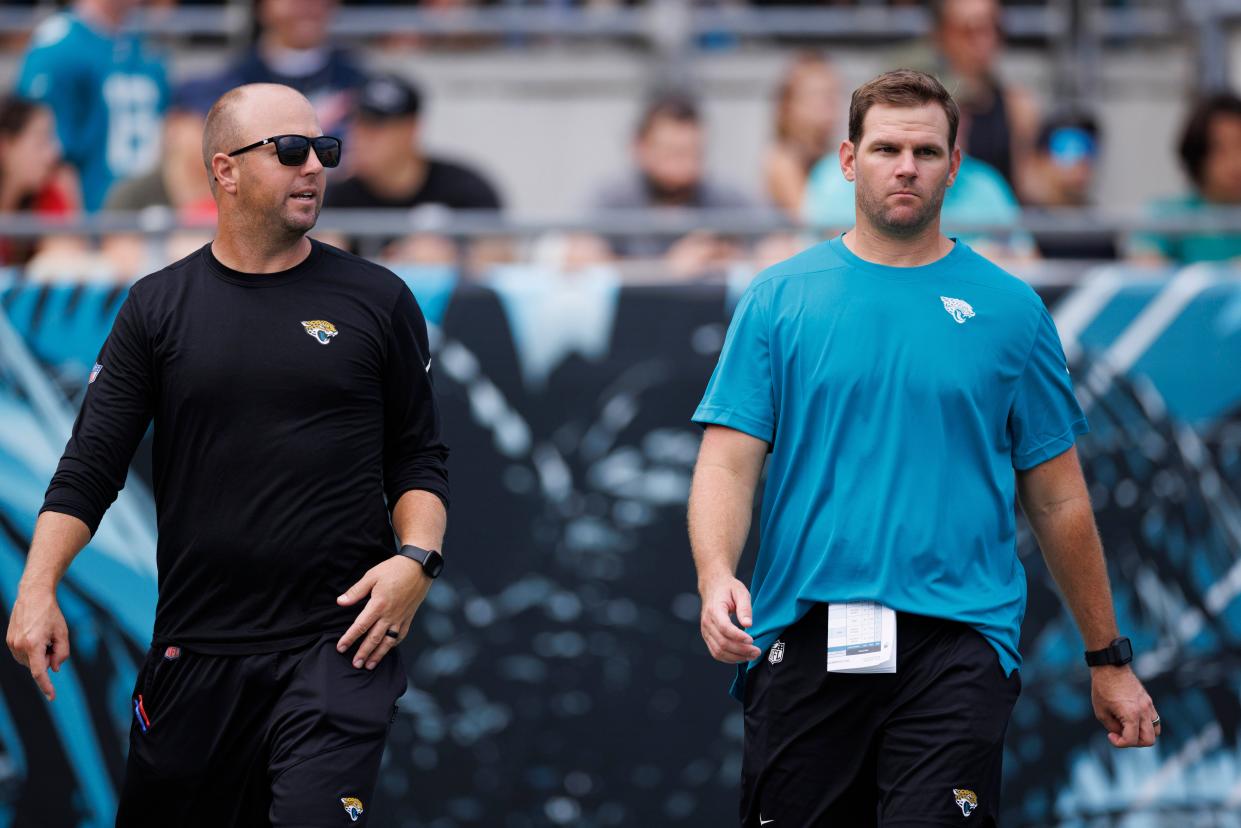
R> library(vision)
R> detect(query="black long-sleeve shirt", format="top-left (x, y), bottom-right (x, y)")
top-left (41, 239), bottom-right (450, 652)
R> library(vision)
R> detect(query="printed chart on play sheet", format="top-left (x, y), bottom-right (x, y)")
top-left (827, 601), bottom-right (896, 673)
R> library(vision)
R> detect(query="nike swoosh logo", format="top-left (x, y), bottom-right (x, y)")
top-left (760, 819), bottom-right (774, 825)
top-left (425, 358), bottom-right (432, 373)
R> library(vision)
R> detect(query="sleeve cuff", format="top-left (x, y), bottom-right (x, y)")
top-left (691, 407), bottom-right (774, 445)
top-left (1013, 418), bottom-right (1090, 471)
top-left (38, 502), bottom-right (101, 537)
top-left (386, 484), bottom-right (450, 513)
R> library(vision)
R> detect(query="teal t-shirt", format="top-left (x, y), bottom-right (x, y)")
top-left (1129, 193), bottom-right (1241, 264)
top-left (693, 236), bottom-right (1088, 701)
top-left (17, 12), bottom-right (169, 212)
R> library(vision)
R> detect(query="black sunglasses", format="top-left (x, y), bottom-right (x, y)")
top-left (227, 134), bottom-right (342, 168)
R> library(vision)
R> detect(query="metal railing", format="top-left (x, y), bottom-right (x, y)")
top-left (4, 206), bottom-right (1241, 240)
top-left (0, 2), bottom-right (1206, 43)
top-left (0, 1), bottom-right (1232, 137)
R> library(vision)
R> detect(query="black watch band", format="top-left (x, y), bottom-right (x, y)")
top-left (1084, 636), bottom-right (1132, 667)
top-left (398, 544), bottom-right (444, 579)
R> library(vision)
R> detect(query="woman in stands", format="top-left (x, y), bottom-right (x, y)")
top-left (0, 96), bottom-right (78, 267)
top-left (763, 53), bottom-right (841, 218)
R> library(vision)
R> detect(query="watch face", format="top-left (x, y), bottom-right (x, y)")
top-left (423, 551), bottom-right (444, 579)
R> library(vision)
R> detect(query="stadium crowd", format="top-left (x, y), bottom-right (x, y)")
top-left (1, 0), bottom-right (1240, 279)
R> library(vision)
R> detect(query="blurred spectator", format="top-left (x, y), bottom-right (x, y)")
top-left (804, 113), bottom-right (1034, 260)
top-left (0, 96), bottom-right (76, 267)
top-left (764, 53), bottom-right (840, 218)
top-left (101, 98), bottom-right (215, 278)
top-left (15, 0), bottom-right (170, 212)
top-left (321, 73), bottom-right (503, 261)
top-left (591, 93), bottom-right (753, 272)
top-left (183, 0), bottom-right (366, 138)
top-left (1129, 93), bottom-right (1241, 265)
top-left (325, 74), bottom-right (502, 213)
top-left (930, 0), bottom-right (1039, 200)
top-left (104, 107), bottom-right (213, 217)
top-left (1025, 111), bottom-right (1117, 260)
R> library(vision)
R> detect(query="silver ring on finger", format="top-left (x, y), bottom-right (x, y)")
top-left (1152, 716), bottom-right (1161, 727)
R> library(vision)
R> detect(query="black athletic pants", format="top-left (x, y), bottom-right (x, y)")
top-left (116, 634), bottom-right (407, 827)
top-left (741, 604), bottom-right (1021, 827)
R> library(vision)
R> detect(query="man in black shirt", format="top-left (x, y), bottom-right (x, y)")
top-left (325, 75), bottom-right (508, 265)
top-left (5, 83), bottom-right (449, 826)
top-left (324, 73), bottom-right (503, 214)
top-left (321, 73), bottom-right (504, 263)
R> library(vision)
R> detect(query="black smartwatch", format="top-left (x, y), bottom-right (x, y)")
top-left (398, 544), bottom-right (444, 579)
top-left (1084, 636), bottom-right (1132, 667)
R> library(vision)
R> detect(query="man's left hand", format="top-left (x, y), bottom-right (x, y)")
top-left (1091, 665), bottom-right (1161, 748)
top-left (335, 556), bottom-right (431, 670)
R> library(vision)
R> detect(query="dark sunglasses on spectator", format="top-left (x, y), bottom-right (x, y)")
top-left (227, 135), bottom-right (342, 168)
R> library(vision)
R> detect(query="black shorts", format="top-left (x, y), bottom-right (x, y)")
top-left (741, 604), bottom-right (1021, 827)
top-left (116, 634), bottom-right (407, 827)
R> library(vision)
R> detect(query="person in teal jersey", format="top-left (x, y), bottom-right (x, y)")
top-left (17, 0), bottom-right (170, 211)
top-left (689, 70), bottom-right (1160, 826)
top-left (1129, 93), bottom-right (1241, 264)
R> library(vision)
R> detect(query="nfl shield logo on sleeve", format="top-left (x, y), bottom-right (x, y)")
top-left (768, 641), bottom-right (785, 665)
top-left (89, 363), bottom-right (102, 384)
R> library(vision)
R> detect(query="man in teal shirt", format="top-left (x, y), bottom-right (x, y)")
top-left (17, 0), bottom-right (169, 211)
top-left (689, 70), bottom-right (1160, 826)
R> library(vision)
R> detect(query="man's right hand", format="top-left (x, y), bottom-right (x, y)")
top-left (699, 575), bottom-right (762, 664)
top-left (6, 584), bottom-right (70, 701)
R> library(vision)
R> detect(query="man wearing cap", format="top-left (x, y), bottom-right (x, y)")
top-left (324, 73), bottom-right (502, 219)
